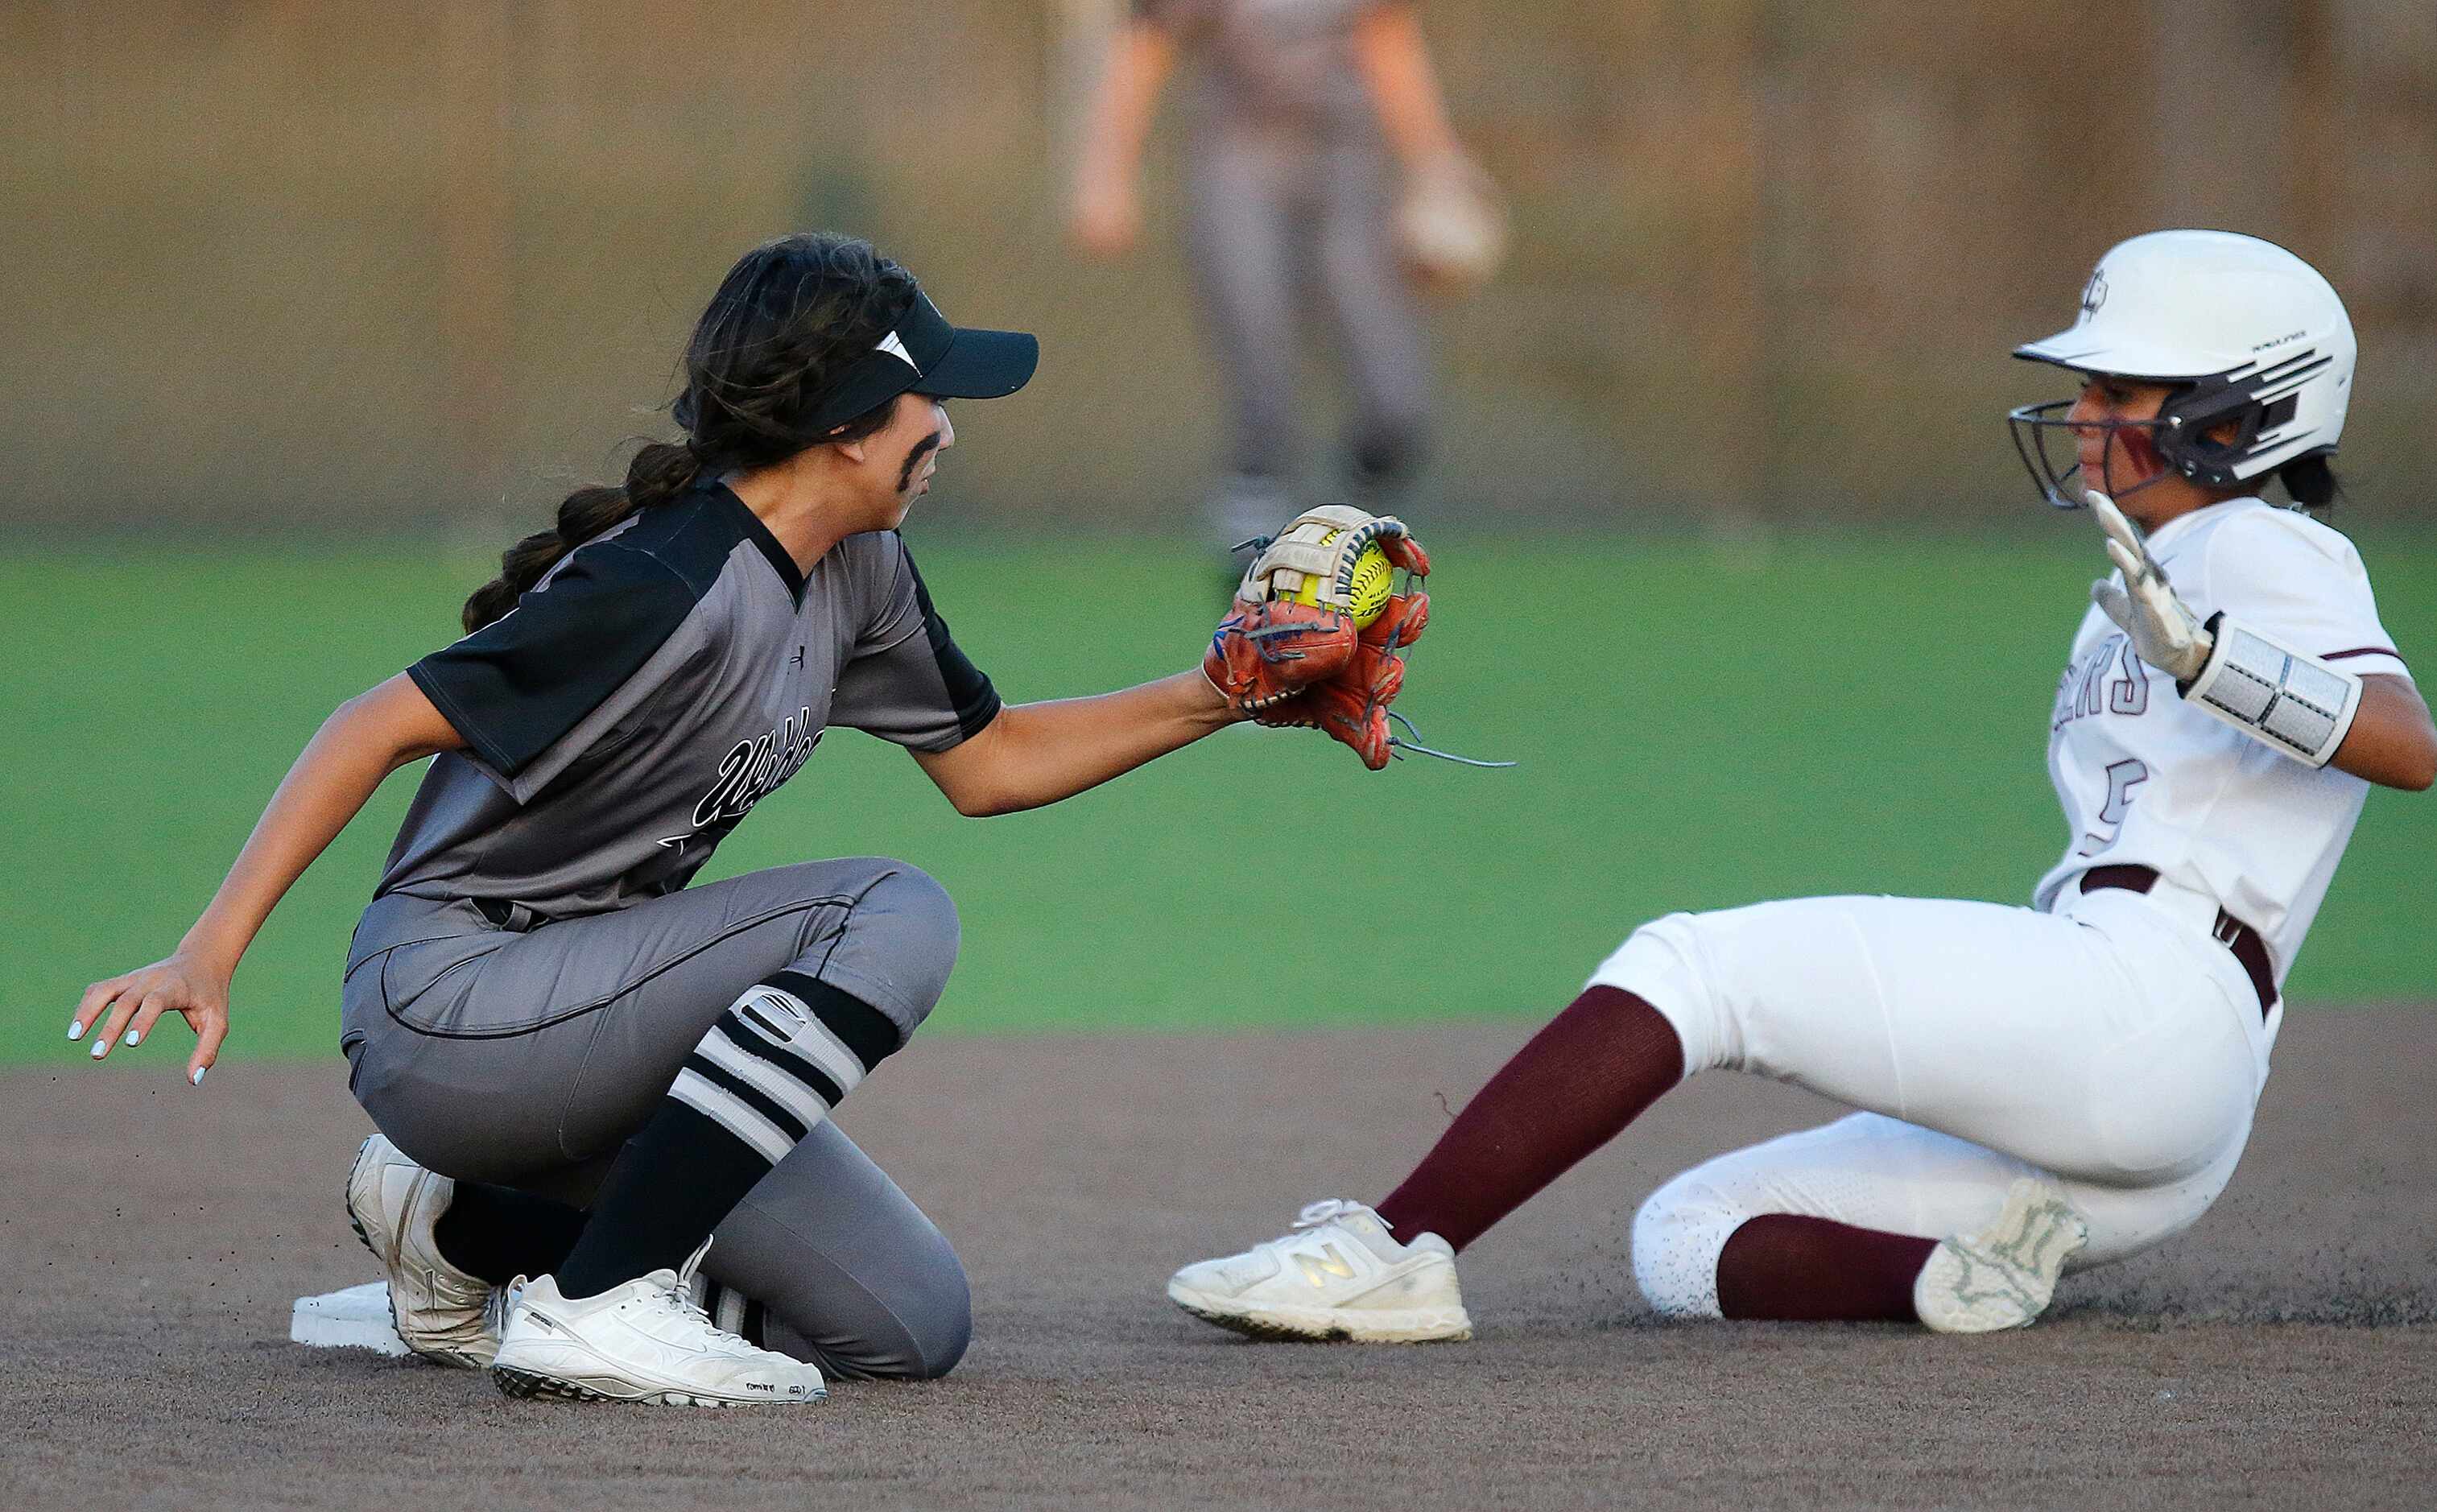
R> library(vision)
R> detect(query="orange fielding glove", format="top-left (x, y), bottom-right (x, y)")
top-left (1254, 586), bottom-right (1430, 769)
top-left (1203, 598), bottom-right (1359, 717)
top-left (1204, 504), bottom-right (1424, 717)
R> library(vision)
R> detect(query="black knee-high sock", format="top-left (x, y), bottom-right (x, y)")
top-left (431, 1184), bottom-right (589, 1287)
top-left (553, 973), bottom-right (899, 1300)
top-left (696, 1277), bottom-right (771, 1349)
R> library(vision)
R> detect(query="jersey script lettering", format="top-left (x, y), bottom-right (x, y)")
top-left (688, 707), bottom-right (824, 832)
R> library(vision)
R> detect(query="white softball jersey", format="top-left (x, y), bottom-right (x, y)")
top-left (2035, 497), bottom-right (2410, 989)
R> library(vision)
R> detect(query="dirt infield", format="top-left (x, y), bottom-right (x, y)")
top-left (7, 1010), bottom-right (2435, 1511)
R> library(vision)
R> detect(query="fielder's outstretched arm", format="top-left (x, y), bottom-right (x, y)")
top-left (911, 670), bottom-right (1237, 818)
top-left (71, 674), bottom-right (468, 1082)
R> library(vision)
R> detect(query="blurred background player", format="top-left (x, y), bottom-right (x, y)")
top-left (68, 233), bottom-right (1362, 1407)
top-left (1167, 230), bottom-right (2436, 1341)
top-left (1068, 0), bottom-right (1498, 565)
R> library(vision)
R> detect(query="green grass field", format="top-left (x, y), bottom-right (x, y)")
top-left (6, 531), bottom-right (2431, 1068)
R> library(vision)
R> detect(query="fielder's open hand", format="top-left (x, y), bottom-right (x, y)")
top-left (2087, 489), bottom-right (2214, 684)
top-left (72, 951), bottom-right (229, 1084)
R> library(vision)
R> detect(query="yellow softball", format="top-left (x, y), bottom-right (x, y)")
top-left (1283, 540), bottom-right (1393, 629)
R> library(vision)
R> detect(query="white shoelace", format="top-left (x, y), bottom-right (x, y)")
top-left (656, 1239), bottom-right (740, 1348)
top-left (1290, 1198), bottom-right (1374, 1232)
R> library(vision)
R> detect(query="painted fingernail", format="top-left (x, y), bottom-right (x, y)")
top-left (89, 1039), bottom-right (107, 1060)
top-left (190, 1067), bottom-right (207, 1087)
top-left (123, 1029), bottom-right (142, 1047)
top-left (67, 1020), bottom-right (85, 1042)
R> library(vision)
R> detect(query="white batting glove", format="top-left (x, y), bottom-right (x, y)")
top-left (2086, 490), bottom-right (2214, 684)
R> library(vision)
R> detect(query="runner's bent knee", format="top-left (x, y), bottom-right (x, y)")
top-left (1588, 911), bottom-right (1731, 1077)
top-left (1632, 1173), bottom-right (1745, 1320)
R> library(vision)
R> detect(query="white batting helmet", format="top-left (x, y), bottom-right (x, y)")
top-left (2008, 229), bottom-right (2355, 506)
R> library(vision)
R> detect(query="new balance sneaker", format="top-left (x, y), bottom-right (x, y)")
top-left (489, 1243), bottom-right (826, 1407)
top-left (1167, 1199), bottom-right (1473, 1343)
top-left (345, 1132), bottom-right (502, 1368)
top-left (1914, 1177), bottom-right (2090, 1333)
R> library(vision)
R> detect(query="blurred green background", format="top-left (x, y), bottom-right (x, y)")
top-left (8, 530), bottom-right (2431, 1069)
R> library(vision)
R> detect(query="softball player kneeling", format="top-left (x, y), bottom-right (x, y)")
top-left (1169, 230), bottom-right (2435, 1341)
top-left (72, 232), bottom-right (1364, 1406)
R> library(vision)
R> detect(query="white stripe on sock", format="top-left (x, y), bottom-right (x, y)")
top-left (696, 1028), bottom-right (836, 1131)
top-left (774, 1014), bottom-right (869, 1097)
top-left (668, 1068), bottom-right (795, 1164)
top-left (733, 986), bottom-right (870, 1096)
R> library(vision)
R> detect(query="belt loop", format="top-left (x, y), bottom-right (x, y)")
top-left (473, 898), bottom-right (542, 933)
top-left (2078, 868), bottom-right (2274, 1020)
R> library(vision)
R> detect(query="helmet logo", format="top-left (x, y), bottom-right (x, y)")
top-left (2079, 268), bottom-right (2109, 320)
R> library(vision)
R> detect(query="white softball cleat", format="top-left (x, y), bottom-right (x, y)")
top-left (489, 1243), bottom-right (827, 1407)
top-left (345, 1132), bottom-right (502, 1368)
top-left (1914, 1177), bottom-right (2090, 1334)
top-left (1167, 1199), bottom-right (1473, 1343)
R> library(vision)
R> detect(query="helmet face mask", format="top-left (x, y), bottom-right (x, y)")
top-left (2007, 360), bottom-right (2317, 510)
top-left (2008, 230), bottom-right (2353, 510)
top-left (2007, 399), bottom-right (2175, 510)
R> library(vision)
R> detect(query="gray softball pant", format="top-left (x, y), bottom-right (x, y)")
top-left (1183, 117), bottom-right (1431, 543)
top-left (339, 858), bottom-right (968, 1380)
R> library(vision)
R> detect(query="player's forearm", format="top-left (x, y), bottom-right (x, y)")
top-left (927, 670), bottom-right (1236, 816)
top-left (1351, 4), bottom-right (1460, 167)
top-left (179, 677), bottom-right (462, 973)
top-left (1076, 23), bottom-right (1175, 183)
top-left (2329, 675), bottom-right (2437, 791)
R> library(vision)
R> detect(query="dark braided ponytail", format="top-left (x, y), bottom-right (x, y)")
top-left (2278, 453), bottom-right (2343, 514)
top-left (461, 232), bottom-right (923, 633)
top-left (461, 441), bottom-right (702, 632)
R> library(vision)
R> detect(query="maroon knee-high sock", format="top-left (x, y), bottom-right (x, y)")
top-left (1714, 1215), bottom-right (1937, 1322)
top-left (1374, 985), bottom-right (1684, 1253)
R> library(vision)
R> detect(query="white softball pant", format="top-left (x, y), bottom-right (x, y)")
top-left (1592, 886), bottom-right (2276, 1318)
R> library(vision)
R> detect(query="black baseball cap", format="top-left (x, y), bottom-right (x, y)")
top-left (801, 290), bottom-right (1039, 434)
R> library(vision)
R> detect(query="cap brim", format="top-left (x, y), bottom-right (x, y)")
top-left (2012, 331), bottom-right (2224, 380)
top-left (915, 327), bottom-right (1039, 399)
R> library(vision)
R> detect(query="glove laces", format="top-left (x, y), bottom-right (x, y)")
top-left (1386, 709), bottom-right (1517, 769)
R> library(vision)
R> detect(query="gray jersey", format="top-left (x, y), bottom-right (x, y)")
top-left (382, 479), bottom-right (998, 919)
top-left (1138, 0), bottom-right (1387, 129)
